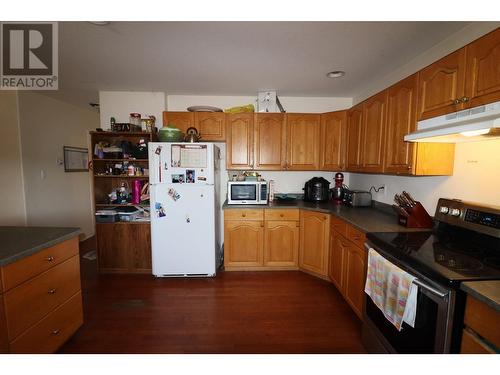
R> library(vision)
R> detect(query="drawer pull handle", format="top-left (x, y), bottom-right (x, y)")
top-left (45, 256), bottom-right (55, 262)
top-left (48, 288), bottom-right (57, 294)
top-left (242, 214), bottom-right (246, 217)
top-left (280, 214), bottom-right (284, 217)
top-left (353, 236), bottom-right (360, 240)
top-left (52, 329), bottom-right (60, 335)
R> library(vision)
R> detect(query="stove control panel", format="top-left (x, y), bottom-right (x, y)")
top-left (435, 198), bottom-right (500, 238)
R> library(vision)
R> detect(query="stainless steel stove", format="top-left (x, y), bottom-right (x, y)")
top-left (363, 198), bottom-right (500, 353)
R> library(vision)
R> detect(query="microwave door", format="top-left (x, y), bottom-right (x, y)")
top-left (231, 184), bottom-right (257, 202)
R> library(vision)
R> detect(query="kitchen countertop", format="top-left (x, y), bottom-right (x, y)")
top-left (461, 281), bottom-right (500, 312)
top-left (0, 226), bottom-right (81, 266)
top-left (223, 199), bottom-right (430, 233)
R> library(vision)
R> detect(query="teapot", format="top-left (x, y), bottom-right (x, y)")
top-left (184, 127), bottom-right (201, 142)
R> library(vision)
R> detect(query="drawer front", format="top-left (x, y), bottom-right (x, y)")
top-left (464, 295), bottom-right (500, 348)
top-left (1, 236), bottom-right (79, 292)
top-left (9, 291), bottom-right (83, 354)
top-left (461, 328), bottom-right (496, 354)
top-left (4, 255), bottom-right (81, 340)
top-left (330, 215), bottom-right (348, 237)
top-left (346, 224), bottom-right (366, 248)
top-left (264, 209), bottom-right (300, 221)
top-left (224, 209), bottom-right (264, 221)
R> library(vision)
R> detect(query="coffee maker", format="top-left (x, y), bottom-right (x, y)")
top-left (332, 172), bottom-right (344, 204)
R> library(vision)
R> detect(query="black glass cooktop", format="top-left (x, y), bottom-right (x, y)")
top-left (366, 223), bottom-right (500, 287)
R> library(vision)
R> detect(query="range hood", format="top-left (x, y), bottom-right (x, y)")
top-left (405, 101), bottom-right (500, 143)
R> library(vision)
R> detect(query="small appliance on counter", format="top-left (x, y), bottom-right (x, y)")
top-left (331, 172), bottom-right (345, 204)
top-left (227, 180), bottom-right (268, 205)
top-left (342, 189), bottom-right (372, 207)
top-left (303, 177), bottom-right (330, 202)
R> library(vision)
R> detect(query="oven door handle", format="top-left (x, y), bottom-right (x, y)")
top-left (412, 279), bottom-right (448, 298)
top-left (365, 242), bottom-right (448, 299)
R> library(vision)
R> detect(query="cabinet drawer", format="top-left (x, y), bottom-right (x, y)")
top-left (464, 296), bottom-right (500, 348)
top-left (1, 237), bottom-right (79, 292)
top-left (4, 255), bottom-right (81, 340)
top-left (224, 209), bottom-right (264, 221)
top-left (330, 215), bottom-right (348, 237)
top-left (264, 209), bottom-right (300, 221)
top-left (9, 291), bottom-right (83, 354)
top-left (461, 328), bottom-right (496, 354)
top-left (346, 224), bottom-right (366, 248)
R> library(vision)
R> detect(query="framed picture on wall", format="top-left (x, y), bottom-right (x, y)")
top-left (64, 146), bottom-right (89, 172)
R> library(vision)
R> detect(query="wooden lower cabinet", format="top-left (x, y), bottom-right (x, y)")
top-left (96, 223), bottom-right (151, 273)
top-left (264, 221), bottom-right (299, 267)
top-left (329, 219), bottom-right (368, 320)
top-left (299, 210), bottom-right (330, 278)
top-left (224, 209), bottom-right (299, 270)
top-left (224, 220), bottom-right (264, 268)
top-left (0, 236), bottom-right (83, 353)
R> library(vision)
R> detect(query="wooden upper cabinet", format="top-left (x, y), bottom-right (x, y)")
top-left (361, 91), bottom-right (387, 173)
top-left (465, 28), bottom-right (500, 108)
top-left (254, 113), bottom-right (286, 170)
top-left (346, 104), bottom-right (363, 172)
top-left (417, 48), bottom-right (467, 120)
top-left (285, 114), bottom-right (321, 170)
top-left (162, 112), bottom-right (195, 134)
top-left (320, 111), bottom-right (347, 171)
top-left (226, 113), bottom-right (254, 170)
top-left (195, 112), bottom-right (225, 141)
top-left (384, 74), bottom-right (418, 174)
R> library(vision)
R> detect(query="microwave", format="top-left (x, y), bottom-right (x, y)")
top-left (227, 181), bottom-right (268, 205)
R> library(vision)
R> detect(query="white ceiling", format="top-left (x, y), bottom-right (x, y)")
top-left (52, 21), bottom-right (472, 106)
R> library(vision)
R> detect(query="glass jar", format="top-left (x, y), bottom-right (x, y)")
top-left (129, 113), bottom-right (141, 127)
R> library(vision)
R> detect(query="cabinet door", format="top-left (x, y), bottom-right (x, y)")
top-left (195, 112), bottom-right (225, 141)
top-left (226, 113), bottom-right (254, 170)
top-left (384, 74), bottom-right (418, 174)
top-left (329, 230), bottom-right (346, 294)
top-left (465, 28), bottom-right (500, 108)
top-left (96, 223), bottom-right (151, 273)
top-left (162, 112), bottom-right (195, 134)
top-left (254, 113), bottom-right (286, 170)
top-left (361, 91), bottom-right (387, 173)
top-left (264, 221), bottom-right (299, 267)
top-left (299, 211), bottom-right (330, 277)
top-left (417, 49), bottom-right (467, 120)
top-left (344, 243), bottom-right (367, 320)
top-left (286, 114), bottom-right (321, 170)
top-left (346, 104), bottom-right (363, 171)
top-left (224, 221), bottom-right (264, 267)
top-left (320, 111), bottom-right (347, 171)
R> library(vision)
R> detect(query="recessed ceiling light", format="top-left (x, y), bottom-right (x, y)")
top-left (88, 21), bottom-right (110, 26)
top-left (326, 71), bottom-right (345, 78)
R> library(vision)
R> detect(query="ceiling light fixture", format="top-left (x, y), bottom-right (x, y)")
top-left (326, 71), bottom-right (345, 78)
top-left (88, 21), bottom-right (110, 26)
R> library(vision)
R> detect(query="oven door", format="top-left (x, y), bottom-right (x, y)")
top-left (363, 242), bottom-right (456, 354)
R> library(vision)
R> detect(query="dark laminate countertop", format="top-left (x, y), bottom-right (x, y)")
top-left (0, 226), bottom-right (80, 266)
top-left (222, 199), bottom-right (429, 233)
top-left (461, 281), bottom-right (500, 312)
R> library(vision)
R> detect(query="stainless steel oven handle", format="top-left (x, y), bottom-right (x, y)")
top-left (412, 279), bottom-right (448, 298)
top-left (364, 242), bottom-right (448, 299)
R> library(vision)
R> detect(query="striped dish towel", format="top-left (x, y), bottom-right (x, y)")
top-left (364, 248), bottom-right (418, 331)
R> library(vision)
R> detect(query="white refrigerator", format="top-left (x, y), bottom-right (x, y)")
top-left (148, 142), bottom-right (221, 277)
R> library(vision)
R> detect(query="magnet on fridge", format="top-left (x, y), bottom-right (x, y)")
top-left (154, 202), bottom-right (166, 217)
top-left (155, 146), bottom-right (162, 155)
top-left (168, 188), bottom-right (181, 201)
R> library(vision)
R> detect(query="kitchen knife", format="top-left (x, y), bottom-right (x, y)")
top-left (400, 194), bottom-right (413, 209)
top-left (392, 204), bottom-right (409, 217)
top-left (402, 191), bottom-right (416, 206)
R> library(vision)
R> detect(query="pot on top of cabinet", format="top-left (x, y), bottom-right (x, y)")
top-left (303, 177), bottom-right (330, 202)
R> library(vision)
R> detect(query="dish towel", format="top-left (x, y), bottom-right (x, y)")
top-left (364, 248), bottom-right (418, 331)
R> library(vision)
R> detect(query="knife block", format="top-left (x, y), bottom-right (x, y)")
top-left (397, 201), bottom-right (434, 229)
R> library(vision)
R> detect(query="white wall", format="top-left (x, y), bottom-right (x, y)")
top-left (99, 91), bottom-right (167, 130)
top-left (18, 92), bottom-right (99, 239)
top-left (348, 139), bottom-right (500, 214)
top-left (354, 22), bottom-right (500, 104)
top-left (166, 95), bottom-right (352, 114)
top-left (0, 91), bottom-right (27, 225)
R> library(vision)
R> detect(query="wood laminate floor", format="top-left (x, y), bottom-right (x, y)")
top-left (59, 255), bottom-right (365, 353)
